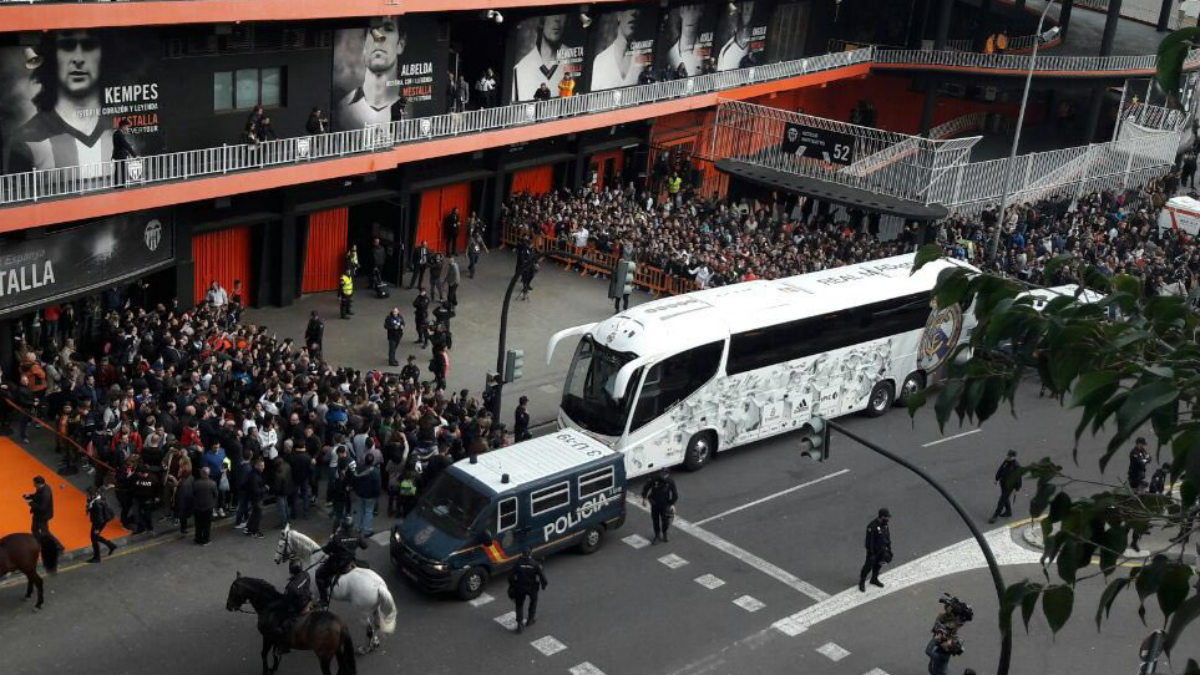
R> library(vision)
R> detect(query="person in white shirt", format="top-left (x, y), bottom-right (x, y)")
top-left (666, 4), bottom-right (707, 77)
top-left (591, 10), bottom-right (645, 91)
top-left (475, 69), bottom-right (497, 108)
top-left (205, 280), bottom-right (228, 308)
top-left (512, 14), bottom-right (570, 101)
top-left (716, 0), bottom-right (755, 71)
top-left (572, 225), bottom-right (590, 249)
top-left (258, 421), bottom-right (279, 461)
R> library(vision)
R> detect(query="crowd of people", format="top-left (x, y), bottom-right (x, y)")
top-left (500, 163), bottom-right (1198, 300)
top-left (0, 273), bottom-right (517, 565)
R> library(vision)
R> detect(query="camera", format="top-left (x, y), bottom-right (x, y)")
top-left (939, 593), bottom-right (974, 625)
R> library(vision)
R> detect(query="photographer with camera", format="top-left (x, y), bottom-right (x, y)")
top-left (927, 594), bottom-right (973, 675)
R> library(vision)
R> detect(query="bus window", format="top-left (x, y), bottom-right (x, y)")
top-left (631, 341), bottom-right (723, 431)
top-left (561, 336), bottom-right (638, 437)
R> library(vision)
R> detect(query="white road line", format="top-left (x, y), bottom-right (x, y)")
top-left (629, 499), bottom-right (830, 602)
top-left (694, 573), bottom-right (726, 590)
top-left (862, 669), bottom-right (892, 675)
top-left (658, 553), bottom-right (690, 569)
top-left (622, 534), bottom-right (651, 549)
top-left (531, 635), bottom-right (568, 656)
top-left (469, 592), bottom-right (494, 608)
top-left (921, 428), bottom-right (981, 447)
top-left (369, 530), bottom-right (391, 546)
top-left (494, 611), bottom-right (518, 630)
top-left (733, 595), bottom-right (765, 612)
top-left (569, 663), bottom-right (607, 675)
top-left (816, 642), bottom-right (851, 662)
top-left (692, 469), bottom-right (851, 526)
top-left (771, 525), bottom-right (1040, 637)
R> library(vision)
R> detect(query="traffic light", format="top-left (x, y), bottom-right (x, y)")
top-left (503, 349), bottom-right (525, 383)
top-left (798, 416), bottom-right (830, 461)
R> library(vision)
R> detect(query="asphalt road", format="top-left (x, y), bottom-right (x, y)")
top-left (2, 377), bottom-right (1186, 675)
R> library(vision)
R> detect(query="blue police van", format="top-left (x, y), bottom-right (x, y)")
top-left (391, 428), bottom-right (627, 600)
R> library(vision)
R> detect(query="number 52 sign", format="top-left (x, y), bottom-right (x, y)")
top-left (781, 123), bottom-right (855, 166)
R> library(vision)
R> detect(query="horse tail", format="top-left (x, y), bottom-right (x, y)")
top-left (41, 537), bottom-right (59, 575)
top-left (336, 624), bottom-right (357, 675)
top-left (376, 584), bottom-right (397, 634)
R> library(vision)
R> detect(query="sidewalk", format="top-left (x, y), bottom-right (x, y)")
top-left (1019, 516), bottom-right (1198, 566)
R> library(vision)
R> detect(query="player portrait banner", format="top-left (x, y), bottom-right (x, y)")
top-left (714, 0), bottom-right (774, 71)
top-left (588, 7), bottom-right (659, 92)
top-left (0, 28), bottom-right (165, 176)
top-left (506, 12), bottom-right (588, 103)
top-left (657, 1), bottom-right (717, 78)
top-left (331, 15), bottom-right (446, 130)
top-left (0, 210), bottom-right (174, 317)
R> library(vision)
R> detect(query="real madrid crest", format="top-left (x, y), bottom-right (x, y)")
top-left (917, 299), bottom-right (964, 372)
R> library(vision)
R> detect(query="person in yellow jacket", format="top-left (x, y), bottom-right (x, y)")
top-left (558, 72), bottom-right (576, 98)
top-left (984, 34), bottom-right (995, 55)
top-left (338, 269), bottom-right (354, 320)
top-left (667, 172), bottom-right (683, 198)
top-left (995, 30), bottom-right (1008, 53)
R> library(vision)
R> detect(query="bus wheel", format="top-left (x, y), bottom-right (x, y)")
top-left (684, 432), bottom-right (715, 471)
top-left (577, 526), bottom-right (604, 554)
top-left (897, 372), bottom-right (926, 406)
top-left (456, 567), bottom-right (489, 601)
top-left (865, 382), bottom-right (894, 417)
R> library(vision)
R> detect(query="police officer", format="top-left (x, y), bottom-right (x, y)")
top-left (413, 288), bottom-right (431, 348)
top-left (317, 517), bottom-right (367, 606)
top-left (400, 355), bottom-right (421, 385)
top-left (384, 308), bottom-right (405, 367)
top-left (284, 560), bottom-right (314, 615)
top-left (508, 549), bottom-right (547, 634)
top-left (641, 468), bottom-right (678, 544)
top-left (859, 507), bottom-right (892, 592)
top-left (514, 396), bottom-right (531, 442)
top-left (338, 269), bottom-right (354, 320)
top-left (1128, 438), bottom-right (1151, 491)
top-left (305, 311), bottom-right (324, 358)
top-left (433, 301), bottom-right (455, 350)
top-left (988, 450), bottom-right (1021, 524)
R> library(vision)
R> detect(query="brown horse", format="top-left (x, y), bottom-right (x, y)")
top-left (226, 574), bottom-right (356, 675)
top-left (0, 533), bottom-right (55, 610)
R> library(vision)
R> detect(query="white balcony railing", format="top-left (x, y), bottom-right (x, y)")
top-left (0, 48), bottom-right (874, 207)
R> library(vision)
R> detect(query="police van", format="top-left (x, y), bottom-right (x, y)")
top-left (391, 428), bottom-right (626, 600)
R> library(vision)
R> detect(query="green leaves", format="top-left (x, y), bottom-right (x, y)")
top-left (1115, 382), bottom-right (1179, 447)
top-left (1042, 585), bottom-right (1074, 635)
top-left (911, 243), bottom-right (944, 274)
top-left (1156, 28), bottom-right (1200, 108)
top-left (1096, 577), bottom-right (1130, 630)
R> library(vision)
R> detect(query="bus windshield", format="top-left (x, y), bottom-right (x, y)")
top-left (414, 472), bottom-right (490, 539)
top-left (561, 336), bottom-right (637, 437)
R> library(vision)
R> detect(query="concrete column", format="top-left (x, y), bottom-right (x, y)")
top-left (934, 0), bottom-right (953, 49)
top-left (1085, 0), bottom-right (1123, 142)
top-left (276, 213), bottom-right (298, 306)
top-left (0, 320), bottom-right (13, 379)
top-left (922, 0), bottom-right (955, 136)
top-left (1158, 0), bottom-right (1173, 32)
top-left (1058, 0), bottom-right (1074, 38)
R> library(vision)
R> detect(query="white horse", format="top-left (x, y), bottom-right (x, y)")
top-left (274, 525), bottom-right (397, 654)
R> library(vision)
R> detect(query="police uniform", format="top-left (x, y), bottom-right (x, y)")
top-left (514, 398), bottom-right (531, 442)
top-left (988, 453), bottom-right (1021, 523)
top-left (641, 470), bottom-right (678, 543)
top-left (317, 523), bottom-right (367, 605)
top-left (384, 313), bottom-right (405, 366)
top-left (338, 273), bottom-right (355, 319)
top-left (508, 552), bottom-right (548, 633)
top-left (285, 565), bottom-right (313, 615)
top-left (859, 509), bottom-right (892, 591)
top-left (413, 294), bottom-right (431, 347)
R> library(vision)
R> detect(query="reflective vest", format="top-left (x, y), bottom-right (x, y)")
top-left (339, 274), bottom-right (354, 297)
top-left (558, 77), bottom-right (575, 98)
top-left (667, 176), bottom-right (682, 194)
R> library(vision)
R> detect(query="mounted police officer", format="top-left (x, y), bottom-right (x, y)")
top-left (273, 560), bottom-right (313, 654)
top-left (316, 517), bottom-right (367, 606)
top-left (859, 507), bottom-right (892, 592)
top-left (508, 548), bottom-right (548, 634)
top-left (641, 468), bottom-right (678, 544)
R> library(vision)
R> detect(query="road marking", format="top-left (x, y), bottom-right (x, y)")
top-left (569, 663), bottom-right (607, 675)
top-left (692, 469), bottom-right (851, 526)
top-left (694, 573), bottom-right (726, 590)
top-left (623, 534), bottom-right (651, 549)
top-left (771, 525), bottom-right (1040, 637)
top-left (538, 384), bottom-right (560, 394)
top-left (469, 592), bottom-right (495, 608)
top-left (863, 669), bottom-right (891, 675)
top-left (494, 611), bottom-right (518, 630)
top-left (733, 595), bottom-right (765, 612)
top-left (921, 428), bottom-right (981, 447)
top-left (370, 530), bottom-right (391, 546)
top-left (658, 553), bottom-right (689, 569)
top-left (630, 498), bottom-right (830, 602)
top-left (817, 642), bottom-right (851, 662)
top-left (531, 635), bottom-right (568, 656)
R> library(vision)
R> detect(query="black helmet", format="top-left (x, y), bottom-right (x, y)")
top-left (340, 516), bottom-right (355, 532)
top-left (289, 560), bottom-right (303, 575)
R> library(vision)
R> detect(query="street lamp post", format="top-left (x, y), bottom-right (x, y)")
top-left (827, 420), bottom-right (1012, 675)
top-left (990, 1), bottom-right (1059, 261)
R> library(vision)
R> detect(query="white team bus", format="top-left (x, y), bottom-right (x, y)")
top-left (546, 253), bottom-right (977, 478)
